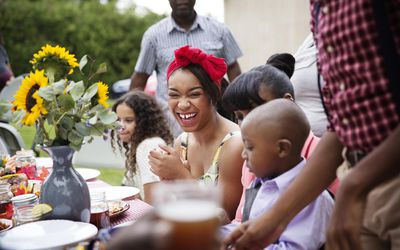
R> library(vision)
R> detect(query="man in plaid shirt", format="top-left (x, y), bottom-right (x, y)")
top-left (223, 1), bottom-right (400, 249)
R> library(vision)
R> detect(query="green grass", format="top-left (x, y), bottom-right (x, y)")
top-left (16, 124), bottom-right (125, 186)
top-left (97, 168), bottom-right (124, 186)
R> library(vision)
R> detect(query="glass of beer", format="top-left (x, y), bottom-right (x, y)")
top-left (152, 180), bottom-right (221, 250)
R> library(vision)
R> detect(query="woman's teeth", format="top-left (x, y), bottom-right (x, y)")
top-left (179, 113), bottom-right (196, 119)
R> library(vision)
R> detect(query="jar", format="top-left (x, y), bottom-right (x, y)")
top-left (11, 193), bottom-right (39, 225)
top-left (0, 183), bottom-right (13, 219)
top-left (89, 191), bottom-right (110, 229)
top-left (14, 205), bottom-right (42, 225)
top-left (15, 150), bottom-right (37, 173)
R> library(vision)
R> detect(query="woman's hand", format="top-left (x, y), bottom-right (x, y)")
top-left (148, 144), bottom-right (192, 180)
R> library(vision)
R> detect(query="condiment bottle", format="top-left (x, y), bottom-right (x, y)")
top-left (11, 193), bottom-right (39, 225)
top-left (15, 149), bottom-right (37, 174)
top-left (14, 205), bottom-right (42, 225)
top-left (0, 183), bottom-right (14, 219)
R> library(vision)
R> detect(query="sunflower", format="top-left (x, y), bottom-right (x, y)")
top-left (30, 44), bottom-right (79, 77)
top-left (13, 70), bottom-right (48, 126)
top-left (96, 81), bottom-right (109, 108)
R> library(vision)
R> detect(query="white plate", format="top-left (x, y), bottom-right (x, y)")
top-left (113, 220), bottom-right (135, 228)
top-left (90, 186), bottom-right (140, 201)
top-left (108, 200), bottom-right (130, 217)
top-left (0, 219), bottom-right (98, 250)
top-left (76, 168), bottom-right (101, 181)
top-left (35, 157), bottom-right (53, 168)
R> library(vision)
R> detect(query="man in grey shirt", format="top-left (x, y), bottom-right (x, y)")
top-left (130, 0), bottom-right (242, 137)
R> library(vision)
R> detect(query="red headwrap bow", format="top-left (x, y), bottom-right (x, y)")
top-left (167, 45), bottom-right (227, 87)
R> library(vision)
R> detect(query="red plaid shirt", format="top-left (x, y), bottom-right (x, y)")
top-left (311, 0), bottom-right (400, 153)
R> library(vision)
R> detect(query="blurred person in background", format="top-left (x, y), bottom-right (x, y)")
top-left (291, 33), bottom-right (328, 137)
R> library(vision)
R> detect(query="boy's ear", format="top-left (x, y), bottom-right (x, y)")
top-left (276, 139), bottom-right (291, 158)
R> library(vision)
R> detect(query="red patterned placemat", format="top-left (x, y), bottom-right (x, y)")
top-left (110, 199), bottom-right (153, 227)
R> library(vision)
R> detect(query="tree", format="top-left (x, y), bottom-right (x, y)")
top-left (0, 0), bottom-right (163, 86)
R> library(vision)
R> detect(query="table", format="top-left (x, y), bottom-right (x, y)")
top-left (86, 179), bottom-right (153, 227)
top-left (38, 156), bottom-right (153, 228)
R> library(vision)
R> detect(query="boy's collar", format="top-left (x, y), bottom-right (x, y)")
top-left (259, 158), bottom-right (306, 190)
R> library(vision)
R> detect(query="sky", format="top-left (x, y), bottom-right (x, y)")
top-left (117, 0), bottom-right (224, 22)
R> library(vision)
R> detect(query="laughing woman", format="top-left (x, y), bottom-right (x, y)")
top-left (148, 46), bottom-right (243, 220)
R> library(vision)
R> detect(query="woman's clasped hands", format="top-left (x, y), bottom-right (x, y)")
top-left (148, 144), bottom-right (191, 180)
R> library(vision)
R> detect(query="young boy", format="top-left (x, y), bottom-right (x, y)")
top-left (221, 99), bottom-right (334, 249)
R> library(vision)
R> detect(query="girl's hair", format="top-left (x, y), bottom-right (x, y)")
top-left (222, 53), bottom-right (295, 112)
top-left (110, 91), bottom-right (173, 178)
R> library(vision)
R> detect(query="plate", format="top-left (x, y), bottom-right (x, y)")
top-left (113, 220), bottom-right (135, 228)
top-left (76, 168), bottom-right (101, 181)
top-left (90, 186), bottom-right (140, 201)
top-left (35, 157), bottom-right (53, 168)
top-left (0, 218), bottom-right (12, 233)
top-left (0, 219), bottom-right (98, 250)
top-left (108, 200), bottom-right (130, 217)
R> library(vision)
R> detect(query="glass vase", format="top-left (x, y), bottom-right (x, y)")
top-left (39, 145), bottom-right (90, 222)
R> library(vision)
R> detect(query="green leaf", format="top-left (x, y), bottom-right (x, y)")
top-left (82, 84), bottom-right (98, 101)
top-left (95, 63), bottom-right (107, 75)
top-left (46, 112), bottom-right (55, 125)
top-left (75, 122), bottom-right (91, 136)
top-left (89, 125), bottom-right (105, 136)
top-left (89, 104), bottom-right (103, 113)
top-left (68, 129), bottom-right (84, 145)
top-left (38, 86), bottom-right (55, 101)
top-left (69, 143), bottom-right (81, 152)
top-left (0, 101), bottom-right (12, 119)
top-left (98, 109), bottom-right (118, 124)
top-left (57, 95), bottom-right (75, 111)
top-left (11, 110), bottom-right (26, 126)
top-left (68, 81), bottom-right (85, 101)
top-left (53, 79), bottom-right (67, 95)
top-left (33, 128), bottom-right (45, 146)
top-left (79, 55), bottom-right (88, 72)
top-left (58, 126), bottom-right (69, 140)
top-left (87, 137), bottom-right (94, 144)
top-left (60, 116), bottom-right (74, 130)
top-left (88, 114), bottom-right (97, 125)
top-left (0, 101), bottom-right (12, 112)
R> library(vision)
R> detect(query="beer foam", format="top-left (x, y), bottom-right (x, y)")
top-left (158, 200), bottom-right (218, 222)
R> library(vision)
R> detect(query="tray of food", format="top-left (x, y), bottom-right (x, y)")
top-left (0, 218), bottom-right (13, 233)
top-left (108, 200), bottom-right (130, 218)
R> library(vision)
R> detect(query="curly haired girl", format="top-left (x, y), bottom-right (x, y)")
top-left (111, 91), bottom-right (173, 203)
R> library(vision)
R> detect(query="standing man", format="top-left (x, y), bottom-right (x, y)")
top-left (130, 0), bottom-right (242, 137)
top-left (223, 1), bottom-right (400, 250)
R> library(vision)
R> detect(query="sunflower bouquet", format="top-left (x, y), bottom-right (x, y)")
top-left (11, 44), bottom-right (118, 151)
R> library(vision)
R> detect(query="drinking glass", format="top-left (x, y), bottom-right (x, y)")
top-left (152, 180), bottom-right (221, 250)
top-left (89, 190), bottom-right (110, 229)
